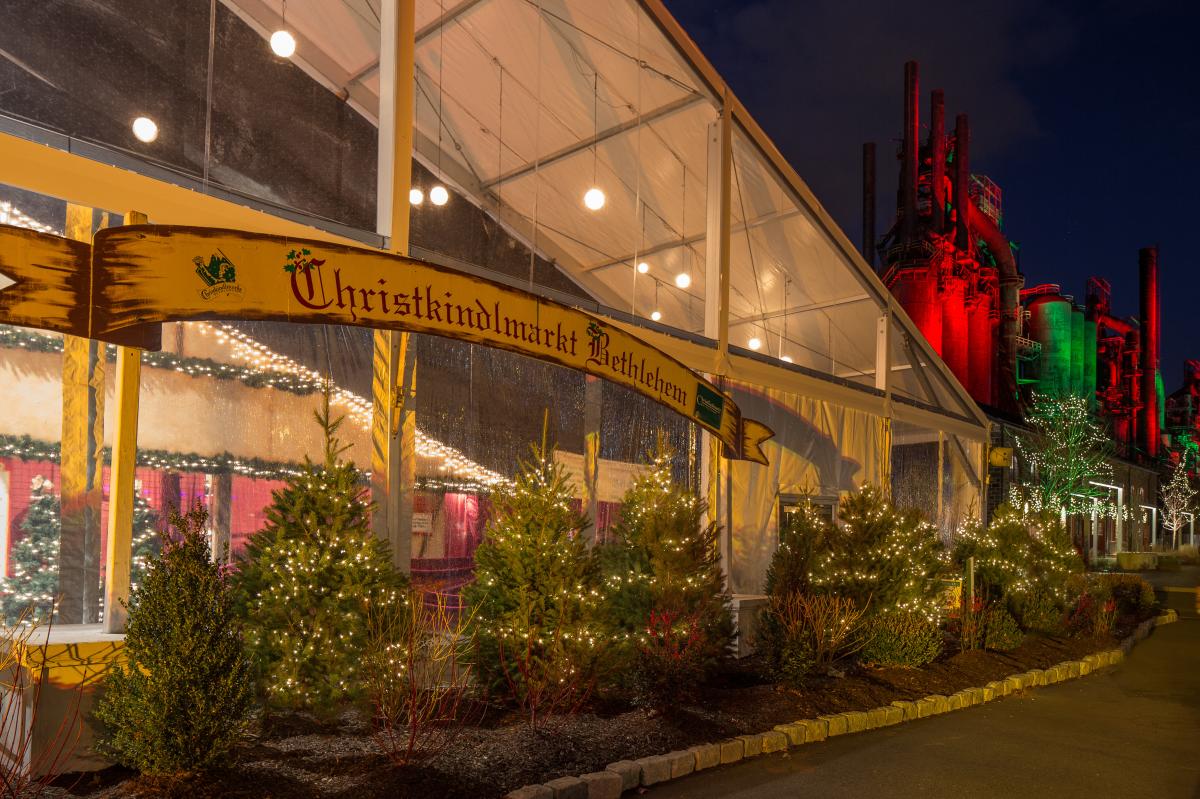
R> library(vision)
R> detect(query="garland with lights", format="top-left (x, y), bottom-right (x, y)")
top-left (0, 433), bottom-right (494, 495)
top-left (0, 433), bottom-right (305, 481)
top-left (0, 324), bottom-right (318, 394)
top-left (232, 392), bottom-right (408, 712)
top-left (0, 323), bottom-right (510, 490)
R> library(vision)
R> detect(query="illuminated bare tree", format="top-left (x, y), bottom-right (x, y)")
top-left (1160, 462), bottom-right (1195, 549)
top-left (1015, 393), bottom-right (1113, 514)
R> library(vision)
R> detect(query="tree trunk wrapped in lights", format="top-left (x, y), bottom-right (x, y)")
top-left (1015, 393), bottom-right (1114, 514)
top-left (233, 390), bottom-right (408, 713)
top-left (1160, 461), bottom-right (1196, 549)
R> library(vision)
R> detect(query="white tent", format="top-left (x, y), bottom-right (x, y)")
top-left (220, 0), bottom-right (985, 423)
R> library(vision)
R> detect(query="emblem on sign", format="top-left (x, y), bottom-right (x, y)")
top-left (192, 251), bottom-right (243, 299)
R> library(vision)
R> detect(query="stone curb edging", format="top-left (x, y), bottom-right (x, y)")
top-left (505, 610), bottom-right (1181, 799)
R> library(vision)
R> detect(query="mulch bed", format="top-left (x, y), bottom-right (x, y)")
top-left (45, 618), bottom-right (1143, 799)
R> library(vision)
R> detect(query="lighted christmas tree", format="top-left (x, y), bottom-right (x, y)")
top-left (598, 440), bottom-right (731, 705)
top-left (129, 489), bottom-right (161, 595)
top-left (808, 486), bottom-right (945, 617)
top-left (233, 390), bottom-right (408, 713)
top-left (0, 475), bottom-right (61, 623)
top-left (463, 439), bottom-right (599, 721)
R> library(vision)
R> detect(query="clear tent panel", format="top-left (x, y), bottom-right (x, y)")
top-left (889, 420), bottom-right (983, 540)
top-left (728, 125), bottom-right (882, 374)
top-left (408, 0), bottom-right (720, 336)
top-left (0, 0), bottom-right (381, 232)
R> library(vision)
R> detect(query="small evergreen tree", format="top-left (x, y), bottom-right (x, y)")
top-left (598, 441), bottom-right (731, 705)
top-left (463, 440), bottom-right (599, 720)
top-left (129, 489), bottom-right (162, 594)
top-left (233, 391), bottom-right (407, 712)
top-left (809, 486), bottom-right (945, 617)
top-left (1, 476), bottom-right (61, 623)
top-left (93, 504), bottom-right (253, 775)
top-left (756, 501), bottom-right (828, 671)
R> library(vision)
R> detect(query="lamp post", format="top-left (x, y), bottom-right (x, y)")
top-left (1090, 481), bottom-right (1124, 554)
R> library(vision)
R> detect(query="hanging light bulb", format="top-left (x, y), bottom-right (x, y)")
top-left (430, 185), bottom-right (449, 206)
top-left (583, 187), bottom-right (606, 211)
top-left (781, 355), bottom-right (793, 363)
top-left (650, 310), bottom-right (662, 322)
top-left (131, 116), bottom-right (158, 143)
top-left (674, 272), bottom-right (691, 289)
top-left (636, 261), bottom-right (650, 274)
top-left (270, 29), bottom-right (296, 57)
top-left (409, 188), bottom-right (425, 206)
top-left (271, 0), bottom-right (295, 57)
top-left (748, 337), bottom-right (762, 351)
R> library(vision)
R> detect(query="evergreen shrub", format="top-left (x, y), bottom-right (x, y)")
top-left (93, 505), bottom-right (253, 775)
top-left (1009, 588), bottom-right (1063, 634)
top-left (755, 501), bottom-right (827, 673)
top-left (759, 488), bottom-right (943, 681)
top-left (859, 610), bottom-right (943, 667)
top-left (983, 606), bottom-right (1024, 651)
top-left (809, 487), bottom-right (945, 616)
top-left (1100, 573), bottom-right (1156, 617)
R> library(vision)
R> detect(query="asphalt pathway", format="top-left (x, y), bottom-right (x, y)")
top-left (652, 573), bottom-right (1200, 799)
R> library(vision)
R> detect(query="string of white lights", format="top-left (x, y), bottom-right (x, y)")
top-left (196, 323), bottom-right (509, 488)
top-left (0, 201), bottom-right (59, 235)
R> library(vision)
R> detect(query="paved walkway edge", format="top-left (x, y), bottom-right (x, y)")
top-left (505, 609), bottom-right (1181, 799)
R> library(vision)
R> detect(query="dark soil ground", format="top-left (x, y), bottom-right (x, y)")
top-left (43, 618), bottom-right (1143, 799)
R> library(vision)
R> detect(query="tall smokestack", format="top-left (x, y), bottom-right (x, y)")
top-left (862, 142), bottom-right (876, 269)
top-left (954, 113), bottom-right (970, 252)
top-left (1139, 246), bottom-right (1160, 458)
top-left (901, 61), bottom-right (919, 245)
top-left (929, 90), bottom-right (946, 233)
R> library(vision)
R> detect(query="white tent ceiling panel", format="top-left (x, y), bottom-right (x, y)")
top-left (220, 0), bottom-right (986, 431)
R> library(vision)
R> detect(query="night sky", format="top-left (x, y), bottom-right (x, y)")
top-left (668, 0), bottom-right (1199, 391)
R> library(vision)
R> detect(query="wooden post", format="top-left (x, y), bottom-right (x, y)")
top-left (101, 210), bottom-right (147, 633)
top-left (965, 555), bottom-right (975, 610)
top-left (371, 0), bottom-right (417, 572)
top-left (58, 204), bottom-right (104, 624)
top-left (209, 472), bottom-right (233, 565)
top-left (582, 375), bottom-right (602, 543)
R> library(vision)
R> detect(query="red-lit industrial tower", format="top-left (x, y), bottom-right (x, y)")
top-left (870, 62), bottom-right (1165, 464)
top-left (874, 61), bottom-right (1021, 415)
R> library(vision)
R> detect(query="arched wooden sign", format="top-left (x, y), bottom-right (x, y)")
top-left (0, 223), bottom-right (773, 464)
